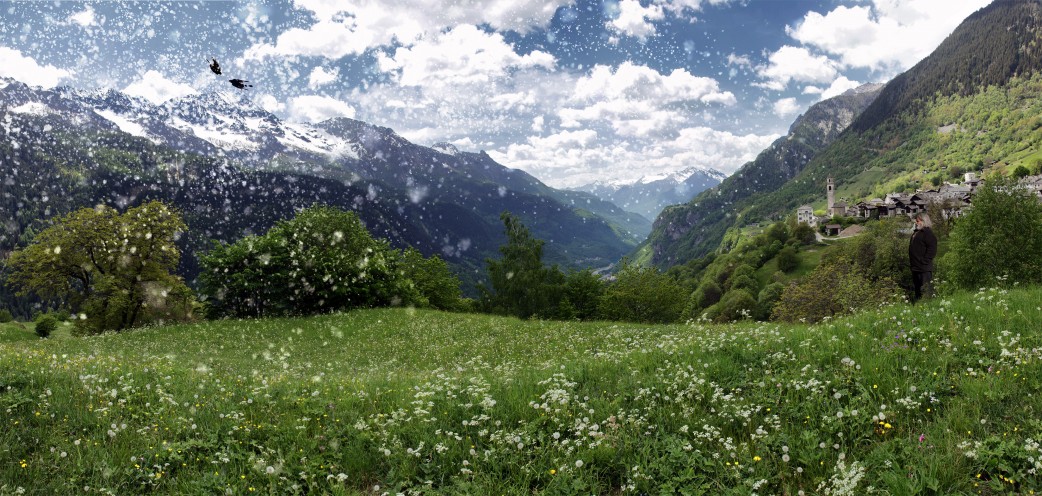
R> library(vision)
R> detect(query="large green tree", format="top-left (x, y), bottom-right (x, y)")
top-left (398, 247), bottom-right (463, 312)
top-left (5, 201), bottom-right (193, 333)
top-left (939, 181), bottom-right (1042, 290)
top-left (480, 212), bottom-right (564, 319)
top-left (201, 205), bottom-right (423, 317)
top-left (599, 262), bottom-right (685, 324)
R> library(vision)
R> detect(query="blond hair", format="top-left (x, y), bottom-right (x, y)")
top-left (914, 212), bottom-right (933, 228)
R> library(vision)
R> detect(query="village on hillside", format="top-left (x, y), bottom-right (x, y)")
top-left (797, 173), bottom-right (1042, 237)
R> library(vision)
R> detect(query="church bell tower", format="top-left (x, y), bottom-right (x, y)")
top-left (827, 176), bottom-right (835, 211)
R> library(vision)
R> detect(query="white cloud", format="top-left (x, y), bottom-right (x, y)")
top-left (787, 0), bottom-right (991, 74)
top-left (245, 0), bottom-right (574, 61)
top-left (559, 62), bottom-right (734, 136)
top-left (245, 18), bottom-right (376, 60)
top-left (377, 25), bottom-right (554, 88)
top-left (257, 94), bottom-right (286, 114)
top-left (608, 0), bottom-right (665, 39)
top-left (308, 66), bottom-right (339, 88)
top-left (756, 45), bottom-right (838, 90)
top-left (489, 126), bottom-right (777, 187)
top-left (287, 95), bottom-right (356, 123)
top-left (532, 115), bottom-right (545, 132)
top-left (726, 53), bottom-right (753, 69)
top-left (122, 70), bottom-right (196, 104)
top-left (69, 6), bottom-right (97, 27)
top-left (571, 62), bottom-right (734, 104)
top-left (0, 47), bottom-right (71, 88)
top-left (773, 97), bottom-right (801, 118)
top-left (819, 76), bottom-right (862, 100)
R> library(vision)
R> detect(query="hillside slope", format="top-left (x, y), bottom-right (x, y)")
top-left (644, 84), bottom-right (882, 266)
top-left (648, 0), bottom-right (1042, 268)
top-left (2, 286), bottom-right (1040, 493)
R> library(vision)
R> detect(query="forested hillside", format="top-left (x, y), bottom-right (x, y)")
top-left (648, 0), bottom-right (1042, 268)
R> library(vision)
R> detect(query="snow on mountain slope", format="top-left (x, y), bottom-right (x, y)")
top-left (94, 109), bottom-right (148, 138)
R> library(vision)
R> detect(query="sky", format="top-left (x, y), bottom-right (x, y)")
top-left (0, 0), bottom-right (993, 188)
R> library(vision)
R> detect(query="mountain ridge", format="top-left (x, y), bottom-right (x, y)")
top-left (573, 167), bottom-right (727, 221)
top-left (642, 82), bottom-right (884, 266)
top-left (0, 79), bottom-right (649, 300)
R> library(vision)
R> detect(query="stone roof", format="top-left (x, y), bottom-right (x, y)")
top-left (838, 224), bottom-right (865, 237)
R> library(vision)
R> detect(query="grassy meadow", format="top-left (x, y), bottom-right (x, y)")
top-left (2, 286), bottom-right (1042, 495)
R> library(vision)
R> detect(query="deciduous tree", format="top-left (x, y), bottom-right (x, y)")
top-left (5, 201), bottom-right (192, 333)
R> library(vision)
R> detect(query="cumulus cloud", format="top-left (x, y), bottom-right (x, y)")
top-left (308, 66), bottom-right (339, 88)
top-left (488, 125), bottom-right (777, 187)
top-left (559, 62), bottom-right (734, 136)
top-left (608, 0), bottom-right (665, 39)
top-left (819, 76), bottom-right (863, 100)
top-left (726, 53), bottom-right (753, 69)
top-left (288, 95), bottom-right (356, 123)
top-left (245, 0), bottom-right (573, 61)
top-left (571, 62), bottom-right (734, 104)
top-left (0, 47), bottom-right (71, 88)
top-left (377, 25), bottom-right (554, 88)
top-left (257, 93), bottom-right (286, 114)
top-left (69, 6), bottom-right (97, 27)
top-left (773, 97), bottom-right (801, 118)
top-left (787, 0), bottom-right (991, 75)
top-left (245, 17), bottom-right (375, 60)
top-left (122, 70), bottom-right (196, 104)
top-left (756, 45), bottom-right (838, 91)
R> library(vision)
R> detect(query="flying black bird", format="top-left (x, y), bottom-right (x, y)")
top-left (228, 79), bottom-right (252, 90)
top-left (209, 58), bottom-right (222, 75)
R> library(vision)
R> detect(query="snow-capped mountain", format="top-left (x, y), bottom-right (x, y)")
top-left (1, 78), bottom-right (651, 293)
top-left (574, 167), bottom-right (727, 220)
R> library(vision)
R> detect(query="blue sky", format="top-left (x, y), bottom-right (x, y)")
top-left (0, 0), bottom-right (992, 187)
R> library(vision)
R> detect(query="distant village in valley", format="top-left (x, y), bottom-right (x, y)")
top-left (797, 173), bottom-right (1042, 237)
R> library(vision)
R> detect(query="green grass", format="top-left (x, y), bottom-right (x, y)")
top-left (755, 244), bottom-right (826, 288)
top-left (3, 287), bottom-right (1042, 494)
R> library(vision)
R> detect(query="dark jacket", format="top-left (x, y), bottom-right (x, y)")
top-left (909, 226), bottom-right (937, 273)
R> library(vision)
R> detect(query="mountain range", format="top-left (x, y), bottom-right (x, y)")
top-left (641, 82), bottom-right (885, 266)
top-left (645, 0), bottom-right (1042, 269)
top-left (0, 78), bottom-right (650, 298)
top-left (573, 167), bottom-right (726, 221)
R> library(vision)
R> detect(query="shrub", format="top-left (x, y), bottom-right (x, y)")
top-left (775, 246), bottom-right (799, 273)
top-left (399, 248), bottom-right (463, 311)
top-left (939, 180), bottom-right (1042, 290)
top-left (726, 264), bottom-right (757, 290)
top-left (765, 222), bottom-right (789, 244)
top-left (685, 280), bottom-right (722, 317)
top-left (772, 257), bottom-right (902, 323)
top-left (562, 270), bottom-right (605, 321)
top-left (822, 219), bottom-right (912, 294)
top-left (792, 223), bottom-right (817, 245)
top-left (713, 289), bottom-right (758, 323)
top-left (728, 274), bottom-right (758, 294)
top-left (599, 263), bottom-right (685, 324)
top-left (757, 282), bottom-right (786, 320)
top-left (202, 205), bottom-right (414, 317)
top-left (34, 313), bottom-right (58, 338)
top-left (0, 309), bottom-right (12, 323)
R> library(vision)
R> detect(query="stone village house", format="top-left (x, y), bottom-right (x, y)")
top-left (798, 173), bottom-right (986, 229)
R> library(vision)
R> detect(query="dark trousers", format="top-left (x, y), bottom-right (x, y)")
top-left (912, 271), bottom-right (932, 301)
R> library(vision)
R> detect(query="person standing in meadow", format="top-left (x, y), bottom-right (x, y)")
top-left (908, 212), bottom-right (938, 302)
